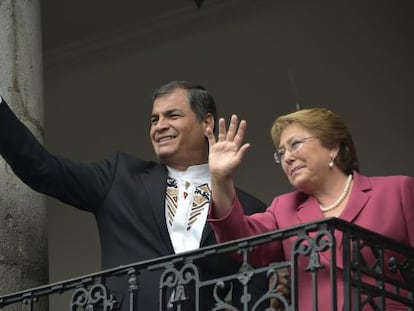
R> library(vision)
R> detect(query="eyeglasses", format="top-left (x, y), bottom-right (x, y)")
top-left (274, 137), bottom-right (317, 164)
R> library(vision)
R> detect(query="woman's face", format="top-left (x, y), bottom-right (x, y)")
top-left (278, 123), bottom-right (336, 193)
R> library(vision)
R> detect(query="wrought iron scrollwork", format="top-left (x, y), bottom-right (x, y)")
top-left (71, 284), bottom-right (116, 310)
top-left (211, 281), bottom-right (237, 311)
top-left (1, 218), bottom-right (413, 311)
top-left (293, 229), bottom-right (334, 272)
top-left (250, 267), bottom-right (290, 311)
top-left (389, 256), bottom-right (414, 285)
top-left (160, 262), bottom-right (199, 309)
top-left (237, 262), bottom-right (254, 286)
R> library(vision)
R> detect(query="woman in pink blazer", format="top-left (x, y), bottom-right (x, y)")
top-left (206, 108), bottom-right (414, 310)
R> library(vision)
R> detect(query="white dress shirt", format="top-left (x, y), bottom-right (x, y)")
top-left (165, 164), bottom-right (211, 253)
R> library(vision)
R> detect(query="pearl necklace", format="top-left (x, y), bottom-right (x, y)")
top-left (319, 174), bottom-right (353, 212)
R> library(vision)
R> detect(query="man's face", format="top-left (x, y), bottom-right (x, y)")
top-left (150, 88), bottom-right (212, 170)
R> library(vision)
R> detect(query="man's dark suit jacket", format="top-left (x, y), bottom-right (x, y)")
top-left (0, 100), bottom-right (267, 310)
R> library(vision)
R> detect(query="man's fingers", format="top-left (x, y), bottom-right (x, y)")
top-left (233, 119), bottom-right (247, 147)
top-left (215, 115), bottom-right (248, 158)
top-left (225, 114), bottom-right (238, 141)
top-left (236, 143), bottom-right (250, 162)
top-left (276, 284), bottom-right (290, 296)
top-left (269, 272), bottom-right (291, 297)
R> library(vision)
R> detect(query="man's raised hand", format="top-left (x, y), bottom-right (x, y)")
top-left (206, 114), bottom-right (250, 180)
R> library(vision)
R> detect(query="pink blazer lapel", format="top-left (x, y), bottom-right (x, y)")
top-left (295, 196), bottom-right (336, 268)
top-left (332, 172), bottom-right (372, 269)
top-left (294, 172), bottom-right (373, 270)
top-left (296, 195), bottom-right (321, 224)
top-left (340, 172), bottom-right (372, 223)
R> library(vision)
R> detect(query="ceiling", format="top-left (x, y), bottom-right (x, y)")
top-left (41, 0), bottom-right (204, 53)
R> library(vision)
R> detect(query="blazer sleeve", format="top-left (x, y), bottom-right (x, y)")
top-left (401, 176), bottom-right (414, 247)
top-left (0, 99), bottom-right (114, 212)
top-left (232, 188), bottom-right (272, 309)
top-left (236, 187), bottom-right (267, 215)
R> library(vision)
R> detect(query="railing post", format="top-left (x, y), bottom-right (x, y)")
top-left (128, 269), bottom-right (139, 311)
top-left (342, 230), bottom-right (352, 311)
top-left (22, 297), bottom-right (37, 311)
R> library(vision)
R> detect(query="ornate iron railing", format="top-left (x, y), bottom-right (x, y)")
top-left (0, 218), bottom-right (413, 310)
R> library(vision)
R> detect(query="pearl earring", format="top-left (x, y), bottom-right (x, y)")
top-left (329, 157), bottom-right (334, 168)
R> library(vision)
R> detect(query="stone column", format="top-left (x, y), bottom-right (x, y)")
top-left (0, 0), bottom-right (48, 310)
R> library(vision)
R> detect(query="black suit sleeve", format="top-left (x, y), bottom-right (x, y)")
top-left (0, 100), bottom-right (113, 212)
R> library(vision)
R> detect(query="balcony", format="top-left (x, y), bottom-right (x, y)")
top-left (0, 218), bottom-right (413, 310)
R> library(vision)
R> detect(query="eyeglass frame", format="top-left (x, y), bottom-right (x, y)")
top-left (274, 136), bottom-right (317, 164)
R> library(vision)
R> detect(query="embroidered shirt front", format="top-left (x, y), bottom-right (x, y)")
top-left (165, 164), bottom-right (211, 253)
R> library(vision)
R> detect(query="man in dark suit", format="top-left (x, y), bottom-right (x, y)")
top-left (0, 81), bottom-right (269, 310)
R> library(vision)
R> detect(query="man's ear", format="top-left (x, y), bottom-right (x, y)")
top-left (203, 113), bottom-right (215, 133)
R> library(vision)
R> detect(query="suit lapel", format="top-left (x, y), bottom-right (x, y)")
top-left (200, 218), bottom-right (213, 246)
top-left (140, 163), bottom-right (175, 253)
top-left (199, 187), bottom-right (242, 247)
top-left (199, 187), bottom-right (216, 247)
top-left (334, 172), bottom-right (372, 269)
top-left (295, 198), bottom-right (342, 271)
top-left (340, 172), bottom-right (371, 223)
top-left (295, 196), bottom-right (334, 266)
top-left (295, 172), bottom-right (372, 270)
top-left (296, 195), bottom-right (321, 224)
